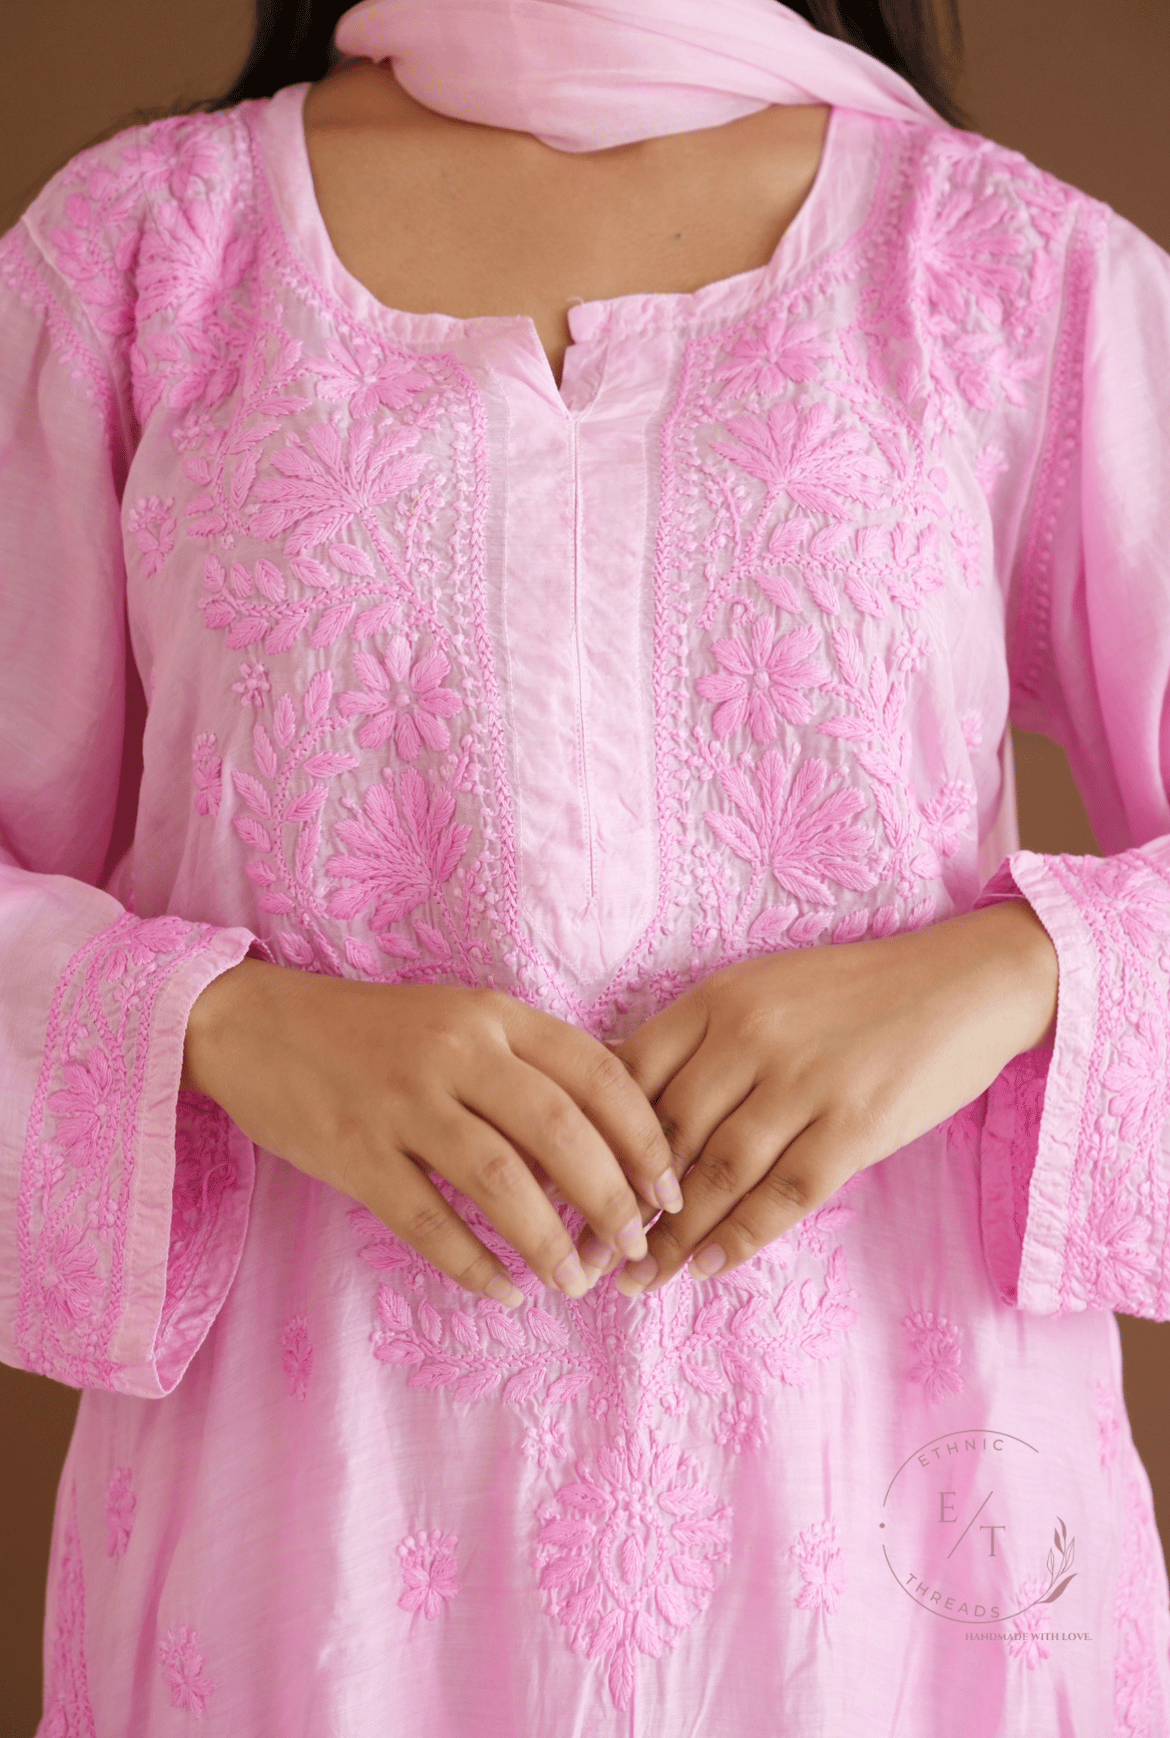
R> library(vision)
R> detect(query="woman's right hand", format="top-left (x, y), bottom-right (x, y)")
top-left (180, 959), bottom-right (680, 1306)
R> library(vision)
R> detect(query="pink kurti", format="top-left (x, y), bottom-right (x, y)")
top-left (3, 83), bottom-right (1170, 1735)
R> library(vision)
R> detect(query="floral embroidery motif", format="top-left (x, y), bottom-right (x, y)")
top-left (1104, 1012), bottom-right (1164, 1145)
top-left (397, 1529), bottom-right (461, 1620)
top-left (41, 1480), bottom-right (97, 1738)
top-left (158, 1624), bottom-right (216, 1716)
top-left (192, 733), bottom-right (223, 817)
top-left (523, 1413), bottom-right (569, 1468)
top-left (306, 338), bottom-right (430, 417)
top-left (713, 1396), bottom-right (766, 1455)
top-left (339, 634), bottom-right (462, 758)
top-left (696, 617), bottom-right (827, 741)
top-left (715, 314), bottom-right (834, 396)
top-left (355, 1177), bottom-right (859, 1707)
top-left (281, 1313), bottom-right (314, 1401)
top-left (357, 1185), bottom-right (858, 1417)
top-left (28, 99), bottom-right (1071, 1027)
top-left (15, 912), bottom-right (236, 1387)
top-left (920, 779), bottom-right (977, 861)
top-left (1008, 1574), bottom-right (1053, 1671)
top-left (789, 1517), bottom-right (845, 1615)
top-left (125, 495), bottom-right (176, 576)
top-left (902, 1309), bottom-right (964, 1401)
top-left (33, 99), bottom-right (1068, 1020)
top-left (231, 660), bottom-right (271, 708)
top-left (21, 100), bottom-right (1151, 1719)
top-left (104, 1466), bottom-right (136, 1559)
top-left (157, 209), bottom-right (506, 984)
top-left (535, 1430), bottom-right (732, 1712)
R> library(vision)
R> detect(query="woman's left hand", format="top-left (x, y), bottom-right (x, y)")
top-left (576, 901), bottom-right (1059, 1296)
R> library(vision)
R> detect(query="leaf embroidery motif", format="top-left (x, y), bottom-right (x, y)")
top-left (705, 745), bottom-right (877, 904)
top-left (711, 402), bottom-right (888, 516)
top-left (326, 766), bottom-right (471, 931)
top-left (25, 105), bottom-right (1136, 1714)
top-left (250, 419), bottom-right (429, 555)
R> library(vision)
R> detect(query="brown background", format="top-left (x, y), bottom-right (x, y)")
top-left (1, 2), bottom-right (1168, 1731)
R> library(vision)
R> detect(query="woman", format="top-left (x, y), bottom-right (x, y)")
top-left (2, 0), bottom-right (1168, 1730)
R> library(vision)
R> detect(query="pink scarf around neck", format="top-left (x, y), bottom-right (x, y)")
top-left (332, 0), bottom-right (947, 153)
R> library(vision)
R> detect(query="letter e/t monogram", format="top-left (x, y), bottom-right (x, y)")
top-left (979, 1524), bottom-right (1006, 1556)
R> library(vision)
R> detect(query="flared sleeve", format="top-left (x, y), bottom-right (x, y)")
top-left (0, 188), bottom-right (260, 1397)
top-left (971, 200), bottom-right (1170, 1321)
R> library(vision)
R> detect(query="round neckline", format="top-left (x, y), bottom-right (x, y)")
top-left (254, 81), bottom-right (857, 364)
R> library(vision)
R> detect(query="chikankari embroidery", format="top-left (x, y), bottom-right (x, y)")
top-left (281, 1313), bottom-right (314, 1401)
top-left (158, 1624), bottom-right (217, 1716)
top-left (41, 1480), bottom-right (97, 1738)
top-left (397, 1529), bottom-right (461, 1620)
top-left (104, 1466), bottom-right (136, 1559)
top-left (15, 913), bottom-right (243, 1388)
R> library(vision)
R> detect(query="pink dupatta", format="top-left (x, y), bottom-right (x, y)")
top-left (333, 0), bottom-right (947, 152)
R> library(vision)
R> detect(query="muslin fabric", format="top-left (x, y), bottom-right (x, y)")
top-left (334, 0), bottom-right (945, 150)
top-left (3, 32), bottom-right (1170, 1738)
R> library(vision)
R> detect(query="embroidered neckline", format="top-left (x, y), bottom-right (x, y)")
top-left (251, 85), bottom-right (881, 375)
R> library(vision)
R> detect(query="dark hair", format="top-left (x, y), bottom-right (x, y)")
top-left (207, 0), bottom-right (965, 126)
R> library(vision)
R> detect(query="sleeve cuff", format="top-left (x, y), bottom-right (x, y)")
top-left (971, 848), bottom-right (1169, 1317)
top-left (15, 913), bottom-right (262, 1395)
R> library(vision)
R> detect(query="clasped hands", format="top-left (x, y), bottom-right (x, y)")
top-left (182, 901), bottom-right (1057, 1309)
top-left (577, 899), bottom-right (1058, 1298)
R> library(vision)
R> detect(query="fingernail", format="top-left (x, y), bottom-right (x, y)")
top-left (615, 1213), bottom-right (648, 1261)
top-left (652, 1168), bottom-right (683, 1214)
top-left (581, 1247), bottom-right (621, 1288)
top-left (693, 1244), bottom-right (726, 1278)
top-left (484, 1273), bottom-right (524, 1308)
top-left (578, 1230), bottom-right (610, 1271)
top-left (615, 1253), bottom-right (658, 1296)
top-left (553, 1251), bottom-right (590, 1298)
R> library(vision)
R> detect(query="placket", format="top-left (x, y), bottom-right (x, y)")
top-left (492, 317), bottom-right (666, 999)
